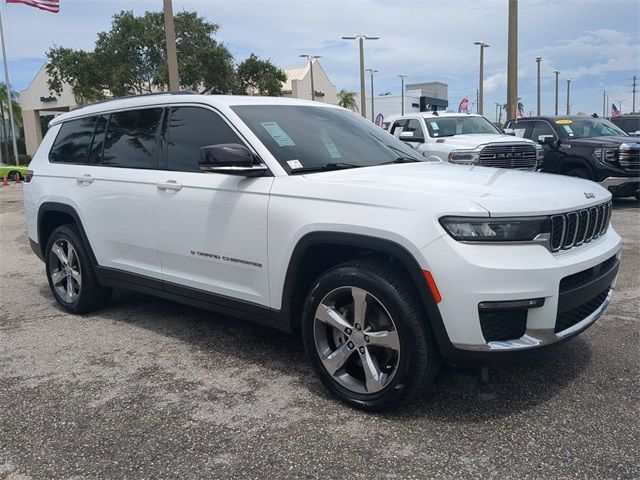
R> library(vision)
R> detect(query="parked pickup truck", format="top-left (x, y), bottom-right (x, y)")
top-left (506, 116), bottom-right (640, 200)
top-left (389, 112), bottom-right (544, 169)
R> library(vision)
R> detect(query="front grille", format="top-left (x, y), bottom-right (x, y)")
top-left (555, 287), bottom-right (610, 333)
top-left (479, 309), bottom-right (527, 342)
top-left (619, 146), bottom-right (640, 170)
top-left (559, 255), bottom-right (617, 292)
top-left (479, 143), bottom-right (537, 169)
top-left (550, 201), bottom-right (611, 252)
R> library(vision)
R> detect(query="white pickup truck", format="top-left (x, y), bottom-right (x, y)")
top-left (389, 112), bottom-right (544, 169)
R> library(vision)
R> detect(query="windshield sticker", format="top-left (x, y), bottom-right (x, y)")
top-left (319, 133), bottom-right (342, 159)
top-left (261, 122), bottom-right (295, 147)
top-left (287, 159), bottom-right (303, 169)
top-left (430, 121), bottom-right (440, 130)
top-left (555, 119), bottom-right (573, 125)
top-left (562, 125), bottom-right (574, 136)
top-left (513, 128), bottom-right (526, 138)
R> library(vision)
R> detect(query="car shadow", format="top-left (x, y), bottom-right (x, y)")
top-left (72, 287), bottom-right (593, 420)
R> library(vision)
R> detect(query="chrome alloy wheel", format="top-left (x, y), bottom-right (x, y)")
top-left (48, 239), bottom-right (82, 303)
top-left (313, 286), bottom-right (401, 394)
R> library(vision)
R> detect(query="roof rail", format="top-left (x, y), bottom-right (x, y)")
top-left (72, 90), bottom-right (199, 110)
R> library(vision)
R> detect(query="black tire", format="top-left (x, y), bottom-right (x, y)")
top-left (44, 224), bottom-right (111, 314)
top-left (565, 168), bottom-right (590, 179)
top-left (301, 259), bottom-right (439, 411)
top-left (8, 171), bottom-right (21, 181)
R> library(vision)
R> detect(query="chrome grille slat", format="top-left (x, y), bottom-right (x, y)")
top-left (479, 144), bottom-right (537, 169)
top-left (549, 201), bottom-right (611, 253)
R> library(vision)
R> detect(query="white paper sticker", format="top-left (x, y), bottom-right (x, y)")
top-left (287, 159), bottom-right (303, 169)
top-left (261, 122), bottom-right (295, 147)
top-left (430, 121), bottom-right (440, 130)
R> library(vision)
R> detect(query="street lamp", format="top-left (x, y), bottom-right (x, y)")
top-left (366, 68), bottom-right (378, 122)
top-left (473, 41), bottom-right (490, 115)
top-left (535, 56), bottom-right (542, 115)
top-left (600, 89), bottom-right (606, 117)
top-left (342, 35), bottom-right (380, 118)
top-left (299, 54), bottom-right (321, 101)
top-left (554, 70), bottom-right (560, 115)
top-left (566, 79), bottom-right (571, 115)
top-left (397, 74), bottom-right (407, 115)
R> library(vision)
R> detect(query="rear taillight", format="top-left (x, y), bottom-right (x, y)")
top-left (24, 170), bottom-right (34, 182)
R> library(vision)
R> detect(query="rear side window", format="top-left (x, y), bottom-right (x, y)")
top-left (165, 106), bottom-right (244, 172)
top-left (49, 116), bottom-right (97, 164)
top-left (102, 108), bottom-right (163, 169)
top-left (88, 115), bottom-right (108, 164)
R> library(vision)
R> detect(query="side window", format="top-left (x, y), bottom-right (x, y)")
top-left (49, 116), bottom-right (97, 164)
top-left (404, 119), bottom-right (424, 138)
top-left (507, 121), bottom-right (531, 138)
top-left (166, 106), bottom-right (245, 172)
top-left (102, 108), bottom-right (163, 169)
top-left (390, 120), bottom-right (406, 138)
top-left (530, 121), bottom-right (557, 141)
top-left (87, 115), bottom-right (108, 164)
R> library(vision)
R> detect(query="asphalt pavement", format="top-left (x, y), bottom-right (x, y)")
top-left (1, 183), bottom-right (638, 479)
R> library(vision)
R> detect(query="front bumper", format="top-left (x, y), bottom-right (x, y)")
top-left (599, 176), bottom-right (640, 197)
top-left (416, 227), bottom-right (622, 361)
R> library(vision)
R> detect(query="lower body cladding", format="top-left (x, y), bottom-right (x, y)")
top-left (418, 227), bottom-right (621, 363)
top-left (599, 176), bottom-right (640, 198)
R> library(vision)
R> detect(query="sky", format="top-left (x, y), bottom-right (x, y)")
top-left (1, 0), bottom-right (639, 119)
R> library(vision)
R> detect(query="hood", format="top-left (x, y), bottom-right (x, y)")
top-left (432, 134), bottom-right (535, 150)
top-left (303, 163), bottom-right (611, 216)
top-left (566, 136), bottom-right (638, 147)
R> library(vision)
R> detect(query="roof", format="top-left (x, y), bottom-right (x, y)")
top-left (399, 112), bottom-right (481, 119)
top-left (281, 63), bottom-right (310, 92)
top-left (506, 115), bottom-right (602, 122)
top-left (49, 93), bottom-right (341, 126)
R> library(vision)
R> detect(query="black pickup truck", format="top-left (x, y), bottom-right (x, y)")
top-left (506, 115), bottom-right (640, 200)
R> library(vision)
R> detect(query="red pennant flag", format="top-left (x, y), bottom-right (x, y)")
top-left (6, 0), bottom-right (60, 13)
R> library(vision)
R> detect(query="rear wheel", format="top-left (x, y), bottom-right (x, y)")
top-left (8, 171), bottom-right (21, 181)
top-left (45, 224), bottom-right (111, 313)
top-left (302, 260), bottom-right (439, 411)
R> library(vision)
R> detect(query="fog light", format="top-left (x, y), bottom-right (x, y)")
top-left (478, 298), bottom-right (545, 310)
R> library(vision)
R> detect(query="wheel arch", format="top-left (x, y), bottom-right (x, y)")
top-left (37, 202), bottom-right (98, 266)
top-left (279, 232), bottom-right (446, 343)
top-left (558, 157), bottom-right (594, 178)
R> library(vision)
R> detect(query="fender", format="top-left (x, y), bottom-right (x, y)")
top-left (37, 202), bottom-right (99, 266)
top-left (278, 231), bottom-right (450, 350)
top-left (558, 155), bottom-right (595, 179)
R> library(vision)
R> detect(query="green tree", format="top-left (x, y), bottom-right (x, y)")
top-left (234, 54), bottom-right (286, 96)
top-left (46, 10), bottom-right (237, 99)
top-left (337, 90), bottom-right (358, 112)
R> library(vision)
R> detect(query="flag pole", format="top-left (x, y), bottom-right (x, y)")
top-left (0, 8), bottom-right (19, 163)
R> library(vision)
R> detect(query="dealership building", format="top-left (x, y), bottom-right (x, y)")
top-left (20, 59), bottom-right (338, 157)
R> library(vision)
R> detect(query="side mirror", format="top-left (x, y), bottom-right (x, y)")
top-left (537, 135), bottom-right (556, 145)
top-left (199, 143), bottom-right (267, 177)
top-left (502, 128), bottom-right (516, 136)
top-left (399, 131), bottom-right (425, 143)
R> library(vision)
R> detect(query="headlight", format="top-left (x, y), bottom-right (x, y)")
top-left (439, 216), bottom-right (551, 242)
top-left (448, 150), bottom-right (480, 165)
top-left (593, 147), bottom-right (618, 163)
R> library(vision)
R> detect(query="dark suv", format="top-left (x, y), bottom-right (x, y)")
top-left (610, 115), bottom-right (640, 136)
top-left (506, 116), bottom-right (640, 200)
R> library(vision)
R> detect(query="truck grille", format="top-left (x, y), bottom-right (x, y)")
top-left (549, 201), bottom-right (611, 252)
top-left (479, 143), bottom-right (537, 169)
top-left (619, 145), bottom-right (640, 170)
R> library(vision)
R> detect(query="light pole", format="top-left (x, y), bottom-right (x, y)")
top-left (600, 89), bottom-right (606, 117)
top-left (566, 79), bottom-right (571, 115)
top-left (398, 74), bottom-right (407, 115)
top-left (554, 70), bottom-right (560, 115)
top-left (617, 100), bottom-right (624, 114)
top-left (535, 56), bottom-right (542, 115)
top-left (366, 68), bottom-right (378, 122)
top-left (474, 41), bottom-right (490, 115)
top-left (299, 54), bottom-right (321, 101)
top-left (506, 0), bottom-right (518, 120)
top-left (342, 35), bottom-right (380, 118)
top-left (163, 0), bottom-right (180, 91)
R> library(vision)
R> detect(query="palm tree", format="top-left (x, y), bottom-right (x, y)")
top-left (337, 89), bottom-right (358, 112)
top-left (0, 83), bottom-right (22, 162)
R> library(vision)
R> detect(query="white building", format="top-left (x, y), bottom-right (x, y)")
top-left (281, 59), bottom-right (337, 104)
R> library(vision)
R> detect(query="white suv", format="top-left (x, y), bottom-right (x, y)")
top-left (389, 112), bottom-right (544, 169)
top-left (24, 93), bottom-right (621, 410)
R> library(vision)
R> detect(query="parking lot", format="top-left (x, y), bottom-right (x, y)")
top-left (0, 183), bottom-right (638, 479)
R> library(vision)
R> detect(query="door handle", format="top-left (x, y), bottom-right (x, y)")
top-left (75, 174), bottom-right (94, 185)
top-left (157, 180), bottom-right (183, 192)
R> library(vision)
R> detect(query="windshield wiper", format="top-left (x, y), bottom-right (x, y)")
top-left (289, 162), bottom-right (363, 174)
top-left (376, 156), bottom-right (419, 166)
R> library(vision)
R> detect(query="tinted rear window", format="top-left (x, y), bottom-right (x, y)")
top-left (102, 108), bottom-right (163, 169)
top-left (49, 116), bottom-right (98, 164)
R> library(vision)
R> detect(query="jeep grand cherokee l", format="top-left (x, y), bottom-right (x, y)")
top-left (506, 116), bottom-right (640, 200)
top-left (24, 94), bottom-right (621, 410)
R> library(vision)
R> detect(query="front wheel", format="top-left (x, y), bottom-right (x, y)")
top-left (301, 260), bottom-right (439, 411)
top-left (8, 171), bottom-right (21, 181)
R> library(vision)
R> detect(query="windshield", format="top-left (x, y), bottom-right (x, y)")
top-left (556, 118), bottom-right (628, 139)
top-left (423, 116), bottom-right (500, 137)
top-left (231, 105), bottom-right (424, 173)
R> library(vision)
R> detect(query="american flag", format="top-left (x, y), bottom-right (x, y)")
top-left (610, 103), bottom-right (621, 117)
top-left (6, 0), bottom-right (60, 13)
